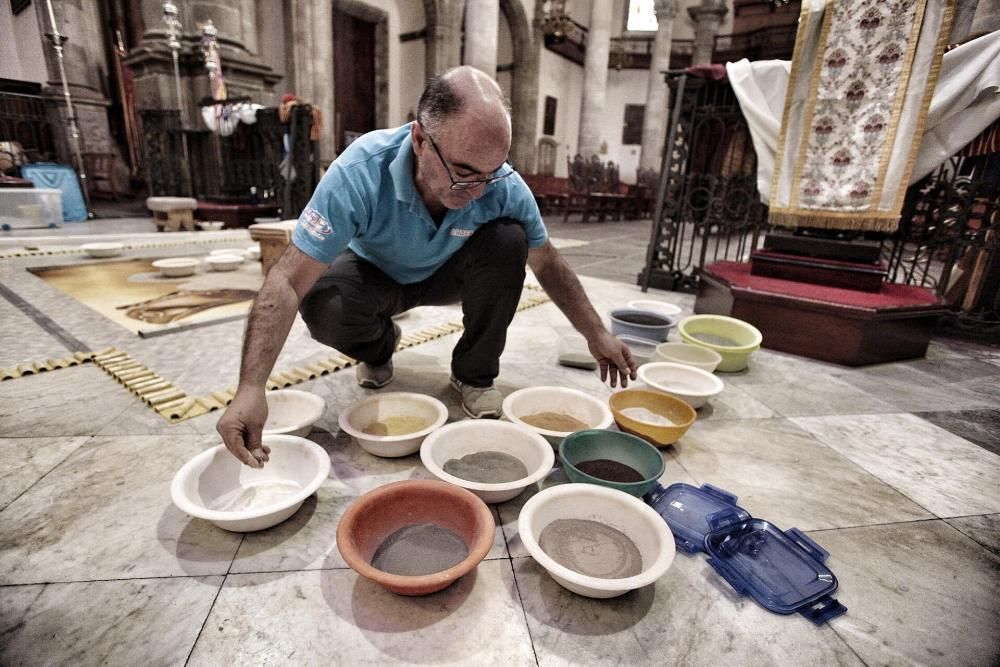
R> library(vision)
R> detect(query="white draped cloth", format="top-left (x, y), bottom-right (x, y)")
top-left (727, 29), bottom-right (1000, 205)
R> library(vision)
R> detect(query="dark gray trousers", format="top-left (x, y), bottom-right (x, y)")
top-left (299, 218), bottom-right (528, 387)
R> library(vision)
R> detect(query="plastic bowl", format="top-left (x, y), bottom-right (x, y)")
top-left (559, 429), bottom-right (665, 497)
top-left (196, 220), bottom-right (225, 231)
top-left (338, 392), bottom-right (448, 458)
top-left (152, 257), bottom-right (199, 277)
top-left (81, 242), bottom-right (124, 258)
top-left (502, 386), bottom-right (614, 448)
top-left (336, 480), bottom-right (494, 596)
top-left (637, 362), bottom-right (724, 409)
top-left (245, 245), bottom-right (261, 261)
top-left (170, 434), bottom-right (330, 532)
top-left (609, 309), bottom-right (676, 343)
top-left (205, 254), bottom-right (244, 271)
top-left (518, 484), bottom-right (676, 598)
top-left (609, 388), bottom-right (697, 447)
top-left (420, 420), bottom-right (555, 503)
top-left (262, 389), bottom-right (326, 437)
top-left (617, 334), bottom-right (660, 366)
top-left (626, 299), bottom-right (682, 319)
top-left (653, 342), bottom-right (723, 373)
top-left (677, 315), bottom-right (762, 372)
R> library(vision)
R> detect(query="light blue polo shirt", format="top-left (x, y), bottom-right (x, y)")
top-left (291, 122), bottom-right (547, 284)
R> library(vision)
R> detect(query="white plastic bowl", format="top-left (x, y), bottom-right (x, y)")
top-left (502, 386), bottom-right (614, 448)
top-left (339, 392), bottom-right (448, 458)
top-left (81, 242), bottom-right (124, 258)
top-left (263, 389), bottom-right (326, 437)
top-left (196, 221), bottom-right (225, 231)
top-left (627, 299), bottom-right (683, 319)
top-left (205, 253), bottom-right (244, 271)
top-left (245, 245), bottom-right (261, 261)
top-left (617, 334), bottom-right (660, 366)
top-left (518, 484), bottom-right (676, 598)
top-left (420, 420), bottom-right (555, 503)
top-left (170, 435), bottom-right (330, 532)
top-left (653, 342), bottom-right (723, 373)
top-left (152, 257), bottom-right (200, 277)
top-left (637, 362), bottom-right (724, 409)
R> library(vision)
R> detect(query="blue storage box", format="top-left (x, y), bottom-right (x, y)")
top-left (20, 162), bottom-right (88, 222)
top-left (645, 482), bottom-right (847, 625)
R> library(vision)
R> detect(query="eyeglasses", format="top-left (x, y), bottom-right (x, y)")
top-left (420, 123), bottom-right (515, 191)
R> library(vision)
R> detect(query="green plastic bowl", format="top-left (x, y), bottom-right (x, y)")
top-left (677, 314), bottom-right (762, 372)
top-left (559, 429), bottom-right (666, 497)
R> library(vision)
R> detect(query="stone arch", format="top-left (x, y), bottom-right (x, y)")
top-left (498, 0), bottom-right (539, 173)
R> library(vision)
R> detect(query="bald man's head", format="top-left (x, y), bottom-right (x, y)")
top-left (417, 66), bottom-right (511, 140)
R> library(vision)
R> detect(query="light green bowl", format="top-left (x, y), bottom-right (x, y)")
top-left (677, 315), bottom-right (762, 372)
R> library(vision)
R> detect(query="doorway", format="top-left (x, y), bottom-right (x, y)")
top-left (333, 8), bottom-right (376, 154)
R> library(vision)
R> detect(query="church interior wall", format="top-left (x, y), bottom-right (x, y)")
top-left (0, 1), bottom-right (48, 85)
top-left (603, 66), bottom-right (649, 183)
top-left (537, 46), bottom-right (584, 178)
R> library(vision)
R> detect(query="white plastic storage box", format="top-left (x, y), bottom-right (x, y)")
top-left (0, 188), bottom-right (63, 229)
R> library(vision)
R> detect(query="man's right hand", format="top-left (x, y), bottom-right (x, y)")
top-left (217, 389), bottom-right (271, 468)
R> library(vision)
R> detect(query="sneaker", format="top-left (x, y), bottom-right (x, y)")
top-left (450, 376), bottom-right (504, 419)
top-left (356, 323), bottom-right (402, 389)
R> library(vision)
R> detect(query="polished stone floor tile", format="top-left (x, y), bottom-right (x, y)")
top-left (187, 561), bottom-right (536, 666)
top-left (833, 362), bottom-right (999, 412)
top-left (816, 521), bottom-right (1000, 666)
top-left (734, 373), bottom-right (898, 417)
top-left (0, 436), bottom-right (88, 511)
top-left (0, 297), bottom-right (71, 368)
top-left (513, 554), bottom-right (861, 667)
top-left (945, 514), bottom-right (1000, 555)
top-left (0, 435), bottom-right (242, 584)
top-left (915, 408), bottom-right (1000, 457)
top-left (672, 418), bottom-right (932, 530)
top-left (792, 413), bottom-right (1000, 517)
top-left (0, 576), bottom-right (223, 666)
top-left (0, 366), bottom-right (141, 437)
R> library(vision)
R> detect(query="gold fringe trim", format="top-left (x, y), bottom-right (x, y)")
top-left (0, 290), bottom-right (554, 423)
top-left (0, 234), bottom-right (251, 260)
top-left (768, 209), bottom-right (901, 232)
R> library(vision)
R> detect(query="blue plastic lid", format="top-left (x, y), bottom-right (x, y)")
top-left (645, 482), bottom-right (751, 553)
top-left (705, 518), bottom-right (846, 624)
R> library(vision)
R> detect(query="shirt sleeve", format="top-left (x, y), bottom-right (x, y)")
top-left (291, 161), bottom-right (370, 265)
top-left (502, 173), bottom-right (548, 248)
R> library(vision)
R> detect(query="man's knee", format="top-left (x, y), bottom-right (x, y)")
top-left (472, 218), bottom-right (528, 267)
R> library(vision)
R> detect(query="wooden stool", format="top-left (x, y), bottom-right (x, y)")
top-left (146, 196), bottom-right (198, 232)
top-left (249, 219), bottom-right (297, 275)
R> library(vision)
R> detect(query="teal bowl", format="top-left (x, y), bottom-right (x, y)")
top-left (559, 429), bottom-right (666, 497)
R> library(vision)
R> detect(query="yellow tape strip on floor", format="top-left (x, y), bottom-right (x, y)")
top-left (1, 290), bottom-right (553, 423)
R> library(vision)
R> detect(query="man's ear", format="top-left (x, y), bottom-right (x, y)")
top-left (410, 122), bottom-right (426, 156)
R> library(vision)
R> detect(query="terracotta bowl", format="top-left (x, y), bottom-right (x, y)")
top-left (337, 480), bottom-right (495, 596)
top-left (608, 388), bottom-right (697, 446)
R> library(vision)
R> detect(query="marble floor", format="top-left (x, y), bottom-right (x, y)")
top-left (1, 218), bottom-right (998, 666)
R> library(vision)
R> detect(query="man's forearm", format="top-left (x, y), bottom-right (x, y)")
top-left (533, 254), bottom-right (605, 338)
top-left (238, 276), bottom-right (301, 390)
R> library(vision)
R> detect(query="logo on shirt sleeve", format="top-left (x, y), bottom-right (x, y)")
top-left (300, 207), bottom-right (333, 240)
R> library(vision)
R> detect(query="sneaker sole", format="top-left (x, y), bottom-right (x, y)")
top-left (358, 376), bottom-right (392, 389)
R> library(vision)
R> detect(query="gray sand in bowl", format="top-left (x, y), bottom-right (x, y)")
top-left (443, 450), bottom-right (529, 483)
top-left (539, 518), bottom-right (642, 579)
top-left (370, 523), bottom-right (469, 576)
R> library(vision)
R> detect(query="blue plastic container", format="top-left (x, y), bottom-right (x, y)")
top-left (609, 308), bottom-right (676, 343)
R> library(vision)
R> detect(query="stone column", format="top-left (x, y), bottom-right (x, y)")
top-left (688, 0), bottom-right (727, 66)
top-left (463, 0), bottom-right (499, 77)
top-left (639, 0), bottom-right (679, 171)
top-left (427, 0), bottom-right (463, 76)
top-left (290, 0), bottom-right (334, 161)
top-left (127, 0), bottom-right (280, 120)
top-left (577, 0), bottom-right (613, 159)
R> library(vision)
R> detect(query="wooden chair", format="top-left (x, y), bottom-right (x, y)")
top-left (83, 152), bottom-right (119, 200)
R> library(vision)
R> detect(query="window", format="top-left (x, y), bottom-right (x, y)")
top-left (543, 96), bottom-right (557, 136)
top-left (626, 0), bottom-right (658, 32)
top-left (623, 104), bottom-right (645, 145)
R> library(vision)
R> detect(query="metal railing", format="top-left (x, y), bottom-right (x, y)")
top-left (0, 92), bottom-right (58, 162)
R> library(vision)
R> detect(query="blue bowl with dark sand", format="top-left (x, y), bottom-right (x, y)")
top-left (609, 308), bottom-right (676, 343)
top-left (559, 429), bottom-right (666, 497)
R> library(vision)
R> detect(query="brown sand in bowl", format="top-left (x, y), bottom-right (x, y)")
top-left (443, 450), bottom-right (529, 483)
top-left (362, 415), bottom-right (430, 436)
top-left (539, 518), bottom-right (642, 578)
top-left (575, 459), bottom-right (645, 483)
top-left (370, 523), bottom-right (469, 576)
top-left (520, 411), bottom-right (589, 432)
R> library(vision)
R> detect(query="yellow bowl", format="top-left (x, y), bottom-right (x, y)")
top-left (608, 389), bottom-right (697, 447)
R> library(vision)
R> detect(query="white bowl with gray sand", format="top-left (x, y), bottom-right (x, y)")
top-left (339, 392), bottom-right (449, 457)
top-left (171, 434), bottom-right (331, 532)
top-left (501, 386), bottom-right (614, 448)
top-left (518, 484), bottom-right (676, 598)
top-left (420, 420), bottom-right (555, 503)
